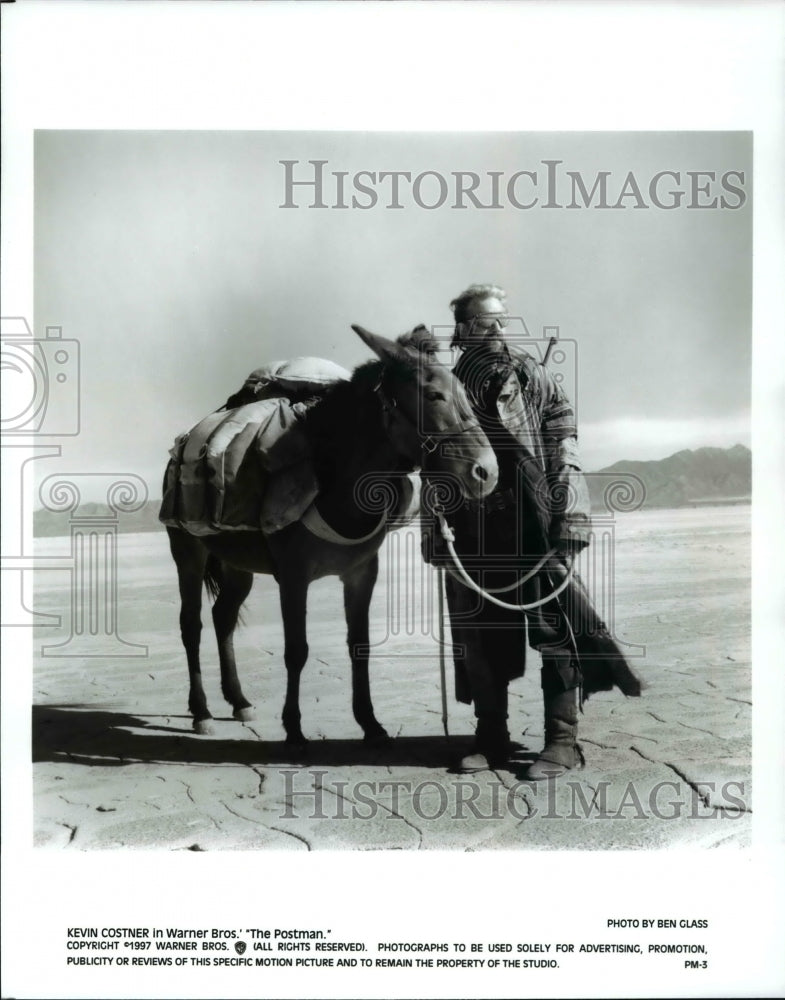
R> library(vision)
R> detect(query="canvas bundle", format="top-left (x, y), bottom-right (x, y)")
top-left (159, 358), bottom-right (350, 536)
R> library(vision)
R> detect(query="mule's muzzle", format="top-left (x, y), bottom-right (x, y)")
top-left (448, 438), bottom-right (498, 501)
top-left (463, 431), bottom-right (498, 499)
top-left (469, 457), bottom-right (496, 495)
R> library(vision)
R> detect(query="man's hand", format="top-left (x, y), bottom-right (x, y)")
top-left (549, 535), bottom-right (588, 574)
top-left (550, 549), bottom-right (574, 577)
top-left (422, 524), bottom-right (450, 566)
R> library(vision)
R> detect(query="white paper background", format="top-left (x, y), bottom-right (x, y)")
top-left (2, 2), bottom-right (783, 998)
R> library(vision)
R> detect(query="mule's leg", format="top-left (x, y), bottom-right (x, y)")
top-left (211, 565), bottom-right (256, 722)
top-left (279, 579), bottom-right (309, 746)
top-left (168, 529), bottom-right (213, 735)
top-left (343, 555), bottom-right (389, 744)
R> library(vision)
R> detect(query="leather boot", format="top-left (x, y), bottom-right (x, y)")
top-left (456, 667), bottom-right (511, 773)
top-left (527, 686), bottom-right (583, 780)
top-left (457, 714), bottom-right (511, 773)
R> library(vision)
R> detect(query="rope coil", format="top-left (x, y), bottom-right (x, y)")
top-left (433, 509), bottom-right (574, 611)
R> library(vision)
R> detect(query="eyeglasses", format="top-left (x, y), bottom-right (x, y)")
top-left (468, 313), bottom-right (509, 330)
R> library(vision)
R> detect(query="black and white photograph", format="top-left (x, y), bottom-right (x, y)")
top-left (27, 127), bottom-right (754, 844)
top-left (2, 3), bottom-right (783, 999)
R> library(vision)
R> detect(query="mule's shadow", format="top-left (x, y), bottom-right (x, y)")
top-left (33, 704), bottom-right (506, 771)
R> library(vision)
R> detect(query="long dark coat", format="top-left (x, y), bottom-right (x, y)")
top-left (427, 344), bottom-right (643, 704)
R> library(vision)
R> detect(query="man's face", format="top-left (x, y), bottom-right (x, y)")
top-left (460, 295), bottom-right (509, 353)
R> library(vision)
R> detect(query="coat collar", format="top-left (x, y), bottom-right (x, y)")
top-left (454, 345), bottom-right (530, 424)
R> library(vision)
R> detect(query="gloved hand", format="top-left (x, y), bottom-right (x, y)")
top-left (421, 523), bottom-right (449, 566)
top-left (549, 536), bottom-right (586, 574)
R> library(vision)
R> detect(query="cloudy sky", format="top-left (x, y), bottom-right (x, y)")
top-left (32, 130), bottom-right (751, 499)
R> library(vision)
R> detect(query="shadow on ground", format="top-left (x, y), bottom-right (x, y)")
top-left (32, 704), bottom-right (489, 770)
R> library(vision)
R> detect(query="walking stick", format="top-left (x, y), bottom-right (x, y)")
top-left (437, 565), bottom-right (450, 738)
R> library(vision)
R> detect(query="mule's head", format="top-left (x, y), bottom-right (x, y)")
top-left (352, 324), bottom-right (498, 501)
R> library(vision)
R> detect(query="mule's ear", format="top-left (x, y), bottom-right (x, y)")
top-left (351, 324), bottom-right (410, 364)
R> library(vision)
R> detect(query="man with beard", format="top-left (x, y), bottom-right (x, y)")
top-left (426, 283), bottom-right (641, 778)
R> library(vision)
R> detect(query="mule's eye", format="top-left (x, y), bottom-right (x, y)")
top-left (426, 391), bottom-right (446, 402)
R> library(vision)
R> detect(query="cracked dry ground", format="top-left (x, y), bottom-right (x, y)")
top-left (32, 506), bottom-right (751, 850)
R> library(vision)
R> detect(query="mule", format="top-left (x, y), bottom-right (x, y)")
top-left (166, 324), bottom-right (498, 744)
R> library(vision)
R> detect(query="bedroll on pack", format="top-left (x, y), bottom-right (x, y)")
top-left (225, 357), bottom-right (352, 408)
top-left (159, 357), bottom-right (351, 536)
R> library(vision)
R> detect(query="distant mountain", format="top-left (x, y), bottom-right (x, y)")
top-left (32, 444), bottom-right (751, 536)
top-left (33, 498), bottom-right (166, 538)
top-left (587, 444), bottom-right (751, 511)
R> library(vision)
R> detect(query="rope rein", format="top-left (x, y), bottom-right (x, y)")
top-left (432, 508), bottom-right (574, 611)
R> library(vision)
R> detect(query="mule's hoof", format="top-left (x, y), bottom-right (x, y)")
top-left (194, 718), bottom-right (215, 736)
top-left (233, 707), bottom-right (256, 723)
top-left (363, 728), bottom-right (390, 747)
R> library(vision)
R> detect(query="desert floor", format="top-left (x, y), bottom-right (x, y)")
top-left (32, 505), bottom-right (750, 850)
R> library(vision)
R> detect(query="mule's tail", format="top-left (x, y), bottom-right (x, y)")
top-left (203, 553), bottom-right (248, 626)
top-left (204, 553), bottom-right (222, 602)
